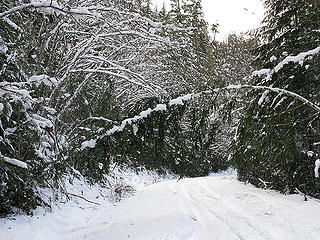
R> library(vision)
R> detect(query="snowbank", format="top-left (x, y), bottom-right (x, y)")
top-left (0, 168), bottom-right (176, 240)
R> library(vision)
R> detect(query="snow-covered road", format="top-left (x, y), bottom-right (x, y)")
top-left (66, 176), bottom-right (320, 240)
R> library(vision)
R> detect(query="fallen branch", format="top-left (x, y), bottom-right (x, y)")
top-left (66, 192), bottom-right (100, 205)
top-left (81, 84), bottom-right (320, 150)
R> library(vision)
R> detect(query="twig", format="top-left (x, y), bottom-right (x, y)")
top-left (295, 188), bottom-right (308, 201)
top-left (66, 192), bottom-right (101, 205)
top-left (258, 178), bottom-right (271, 189)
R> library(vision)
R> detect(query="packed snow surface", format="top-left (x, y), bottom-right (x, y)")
top-left (2, 172), bottom-right (320, 240)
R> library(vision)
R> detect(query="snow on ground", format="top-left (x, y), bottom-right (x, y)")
top-left (2, 169), bottom-right (320, 240)
top-left (0, 168), bottom-right (176, 240)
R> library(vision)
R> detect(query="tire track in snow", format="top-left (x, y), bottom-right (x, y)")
top-left (177, 179), bottom-right (249, 240)
top-left (61, 176), bottom-right (320, 240)
top-left (179, 179), bottom-right (272, 240)
top-left (188, 179), bottom-right (273, 240)
top-left (192, 177), bottom-right (319, 240)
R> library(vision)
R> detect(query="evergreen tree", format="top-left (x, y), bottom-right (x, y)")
top-left (232, 0), bottom-right (320, 196)
top-left (0, 0), bottom-right (61, 215)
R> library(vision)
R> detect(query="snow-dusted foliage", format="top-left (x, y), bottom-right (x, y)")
top-left (0, 0), bottom-right (65, 214)
top-left (2, 0), bottom-right (320, 220)
top-left (62, 0), bottom-right (227, 180)
top-left (211, 34), bottom-right (257, 157)
top-left (232, 0), bottom-right (320, 197)
top-left (0, 0), bottom-right (226, 216)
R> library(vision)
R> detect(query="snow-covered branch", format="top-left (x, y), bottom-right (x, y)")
top-left (253, 45), bottom-right (320, 81)
top-left (1, 154), bottom-right (28, 169)
top-left (223, 85), bottom-right (320, 113)
top-left (81, 84), bottom-right (320, 150)
top-left (71, 69), bottom-right (157, 93)
top-left (0, 1), bottom-right (100, 18)
top-left (81, 103), bottom-right (168, 149)
top-left (0, 3), bottom-right (34, 18)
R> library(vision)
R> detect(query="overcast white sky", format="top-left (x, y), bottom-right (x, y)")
top-left (151, 0), bottom-right (266, 41)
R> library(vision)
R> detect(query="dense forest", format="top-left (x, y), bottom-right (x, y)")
top-left (0, 0), bottom-right (319, 217)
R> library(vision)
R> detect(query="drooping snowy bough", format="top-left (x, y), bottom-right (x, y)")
top-left (81, 84), bottom-right (320, 144)
top-left (80, 45), bottom-right (320, 178)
